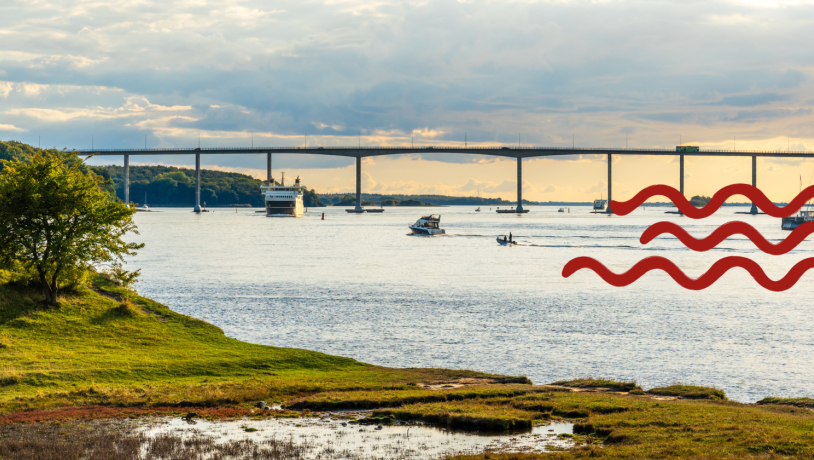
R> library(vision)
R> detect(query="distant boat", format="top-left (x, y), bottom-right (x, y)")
top-left (497, 236), bottom-right (517, 246)
top-left (476, 207), bottom-right (482, 212)
top-left (782, 204), bottom-right (814, 230)
top-left (558, 208), bottom-right (565, 212)
top-left (139, 192), bottom-right (149, 210)
top-left (409, 215), bottom-right (445, 235)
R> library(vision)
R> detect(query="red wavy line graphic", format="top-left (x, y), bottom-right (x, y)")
top-left (562, 256), bottom-right (814, 291)
top-left (640, 221), bottom-right (814, 255)
top-left (610, 183), bottom-right (814, 218)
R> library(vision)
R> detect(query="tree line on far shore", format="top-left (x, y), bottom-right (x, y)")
top-left (93, 165), bottom-right (325, 208)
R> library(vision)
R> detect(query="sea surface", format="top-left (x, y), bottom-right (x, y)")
top-left (128, 206), bottom-right (814, 402)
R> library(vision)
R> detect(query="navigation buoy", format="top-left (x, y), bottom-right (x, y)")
top-left (321, 213), bottom-right (325, 220)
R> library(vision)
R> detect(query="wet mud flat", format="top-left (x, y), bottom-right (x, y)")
top-left (0, 413), bottom-right (574, 460)
top-left (138, 412), bottom-right (575, 458)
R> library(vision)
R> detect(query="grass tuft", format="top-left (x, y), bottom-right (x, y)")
top-left (114, 299), bottom-right (141, 317)
top-left (757, 396), bottom-right (814, 408)
top-left (551, 377), bottom-right (641, 392)
top-left (646, 384), bottom-right (727, 400)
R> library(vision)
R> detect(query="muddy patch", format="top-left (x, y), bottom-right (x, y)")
top-left (137, 414), bottom-right (575, 458)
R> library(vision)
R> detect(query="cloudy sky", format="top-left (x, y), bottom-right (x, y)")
top-left (2, 0), bottom-right (814, 201)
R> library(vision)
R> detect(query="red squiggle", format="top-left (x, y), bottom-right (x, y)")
top-left (641, 221), bottom-right (814, 255)
top-left (610, 184), bottom-right (814, 218)
top-left (562, 256), bottom-right (814, 291)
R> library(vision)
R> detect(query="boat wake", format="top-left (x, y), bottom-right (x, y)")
top-left (641, 221), bottom-right (814, 255)
top-left (562, 256), bottom-right (814, 291)
top-left (610, 183), bottom-right (814, 218)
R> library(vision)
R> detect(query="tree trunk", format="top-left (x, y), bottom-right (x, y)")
top-left (38, 270), bottom-right (58, 306)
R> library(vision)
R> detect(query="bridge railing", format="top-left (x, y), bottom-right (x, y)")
top-left (73, 146), bottom-right (812, 154)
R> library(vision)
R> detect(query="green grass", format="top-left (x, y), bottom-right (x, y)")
top-left (4, 270), bottom-right (814, 459)
top-left (286, 386), bottom-right (548, 411)
top-left (758, 396), bottom-right (814, 408)
top-left (551, 378), bottom-right (641, 392)
top-left (0, 271), bottom-right (503, 411)
top-left (646, 384), bottom-right (727, 400)
top-left (432, 392), bottom-right (814, 459)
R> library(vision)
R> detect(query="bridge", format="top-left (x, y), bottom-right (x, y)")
top-left (76, 146), bottom-right (814, 214)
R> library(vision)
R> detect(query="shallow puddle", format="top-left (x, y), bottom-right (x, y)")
top-left (137, 414), bottom-right (575, 459)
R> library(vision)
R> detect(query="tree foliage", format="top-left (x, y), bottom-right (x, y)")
top-left (0, 149), bottom-right (143, 305)
top-left (689, 195), bottom-right (711, 207)
top-left (91, 164), bottom-right (325, 207)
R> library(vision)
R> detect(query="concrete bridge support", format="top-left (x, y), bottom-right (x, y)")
top-left (750, 155), bottom-right (758, 214)
top-left (679, 154), bottom-right (684, 215)
top-left (607, 153), bottom-right (613, 214)
top-left (267, 152), bottom-right (272, 185)
top-left (355, 156), bottom-right (362, 211)
top-left (124, 154), bottom-right (129, 206)
top-left (516, 157), bottom-right (524, 212)
top-left (194, 153), bottom-right (202, 213)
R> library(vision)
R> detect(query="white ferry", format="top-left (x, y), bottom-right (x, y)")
top-left (261, 173), bottom-right (305, 217)
top-left (409, 215), bottom-right (445, 235)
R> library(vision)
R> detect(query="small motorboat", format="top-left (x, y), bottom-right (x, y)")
top-left (496, 236), bottom-right (517, 246)
top-left (558, 208), bottom-right (565, 212)
top-left (409, 215), bottom-right (445, 235)
top-left (476, 207), bottom-right (481, 212)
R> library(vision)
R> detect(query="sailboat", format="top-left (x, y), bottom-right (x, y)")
top-left (139, 192), bottom-right (149, 210)
top-left (475, 188), bottom-right (482, 211)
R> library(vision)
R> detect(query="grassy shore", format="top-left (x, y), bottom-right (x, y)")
top-left (1, 272), bottom-right (814, 459)
top-left (0, 270), bottom-right (497, 412)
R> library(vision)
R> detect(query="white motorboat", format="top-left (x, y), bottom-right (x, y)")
top-left (409, 215), bottom-right (445, 235)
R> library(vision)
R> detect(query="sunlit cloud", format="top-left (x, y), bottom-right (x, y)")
top-left (1, 0), bottom-right (813, 201)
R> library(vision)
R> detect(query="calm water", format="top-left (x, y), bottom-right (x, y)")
top-left (129, 206), bottom-right (814, 402)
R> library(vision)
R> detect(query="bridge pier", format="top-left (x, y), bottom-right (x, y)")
top-left (606, 153), bottom-right (613, 214)
top-left (346, 156), bottom-right (365, 213)
top-left (124, 154), bottom-right (129, 206)
top-left (516, 157), bottom-right (524, 212)
top-left (750, 155), bottom-right (758, 214)
top-left (194, 153), bottom-right (202, 213)
top-left (356, 156), bottom-right (361, 210)
top-left (679, 154), bottom-right (684, 215)
top-left (267, 152), bottom-right (272, 185)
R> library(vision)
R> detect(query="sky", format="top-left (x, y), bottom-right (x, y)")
top-left (1, 0), bottom-right (814, 202)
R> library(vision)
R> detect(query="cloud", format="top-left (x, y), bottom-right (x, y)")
top-left (2, 0), bottom-right (814, 178)
top-left (0, 124), bottom-right (27, 132)
top-left (710, 92), bottom-right (792, 107)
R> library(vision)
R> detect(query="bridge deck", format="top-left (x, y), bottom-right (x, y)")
top-left (75, 146), bottom-right (814, 158)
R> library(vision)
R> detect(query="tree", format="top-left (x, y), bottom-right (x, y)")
top-left (689, 195), bottom-right (711, 207)
top-left (0, 149), bottom-right (143, 305)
